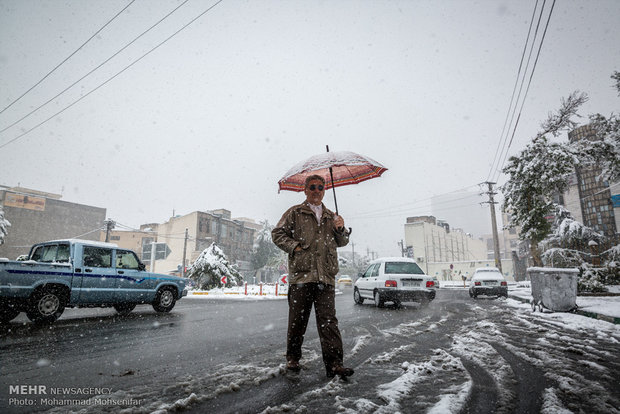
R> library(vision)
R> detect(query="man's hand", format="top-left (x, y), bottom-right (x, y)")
top-left (333, 215), bottom-right (344, 230)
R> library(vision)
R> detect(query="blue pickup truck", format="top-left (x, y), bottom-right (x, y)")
top-left (0, 239), bottom-right (189, 324)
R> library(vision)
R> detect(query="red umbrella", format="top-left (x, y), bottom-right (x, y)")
top-left (278, 146), bottom-right (388, 214)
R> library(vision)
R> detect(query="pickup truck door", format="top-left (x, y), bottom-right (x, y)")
top-left (75, 245), bottom-right (117, 303)
top-left (114, 250), bottom-right (151, 302)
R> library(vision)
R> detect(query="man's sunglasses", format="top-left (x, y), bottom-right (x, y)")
top-left (308, 184), bottom-right (324, 191)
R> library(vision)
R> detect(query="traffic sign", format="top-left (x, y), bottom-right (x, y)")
top-left (155, 243), bottom-right (172, 260)
top-left (281, 274), bottom-right (287, 284)
top-left (221, 276), bottom-right (227, 285)
top-left (142, 242), bottom-right (172, 261)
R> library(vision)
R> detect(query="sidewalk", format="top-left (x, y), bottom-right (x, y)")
top-left (441, 281), bottom-right (620, 325)
top-left (507, 283), bottom-right (620, 325)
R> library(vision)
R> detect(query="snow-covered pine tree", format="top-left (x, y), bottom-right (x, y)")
top-left (572, 73), bottom-right (620, 183)
top-left (186, 243), bottom-right (243, 290)
top-left (541, 205), bottom-right (605, 268)
top-left (501, 92), bottom-right (587, 266)
top-left (0, 207), bottom-right (10, 245)
top-left (250, 220), bottom-right (279, 272)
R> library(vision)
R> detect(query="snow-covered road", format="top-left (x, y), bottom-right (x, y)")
top-left (2, 289), bottom-right (618, 413)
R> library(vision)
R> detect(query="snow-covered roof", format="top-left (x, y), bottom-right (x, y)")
top-left (474, 267), bottom-right (501, 272)
top-left (42, 239), bottom-right (118, 248)
top-left (370, 256), bottom-right (418, 264)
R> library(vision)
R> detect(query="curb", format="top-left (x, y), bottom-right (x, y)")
top-left (508, 294), bottom-right (620, 325)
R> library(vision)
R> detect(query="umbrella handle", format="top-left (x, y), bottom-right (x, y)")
top-left (326, 145), bottom-right (338, 215)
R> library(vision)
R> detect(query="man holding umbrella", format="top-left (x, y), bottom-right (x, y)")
top-left (272, 174), bottom-right (354, 379)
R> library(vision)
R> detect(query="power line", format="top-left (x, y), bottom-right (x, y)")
top-left (346, 184), bottom-right (479, 218)
top-left (486, 0), bottom-right (540, 182)
top-left (491, 0), bottom-right (547, 182)
top-left (0, 0), bottom-right (224, 150)
top-left (0, 1), bottom-right (136, 116)
top-left (349, 200), bottom-right (487, 221)
top-left (494, 0), bottom-right (556, 183)
top-left (491, 0), bottom-right (556, 184)
top-left (0, 0), bottom-right (191, 134)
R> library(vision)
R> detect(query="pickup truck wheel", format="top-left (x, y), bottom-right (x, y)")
top-left (153, 287), bottom-right (176, 313)
top-left (373, 290), bottom-right (385, 308)
top-left (114, 303), bottom-right (136, 316)
top-left (0, 306), bottom-right (20, 323)
top-left (26, 288), bottom-right (66, 323)
top-left (353, 288), bottom-right (364, 304)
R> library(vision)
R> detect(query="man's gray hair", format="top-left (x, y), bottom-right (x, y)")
top-left (304, 174), bottom-right (326, 189)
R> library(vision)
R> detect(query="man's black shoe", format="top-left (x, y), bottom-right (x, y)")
top-left (286, 360), bottom-right (301, 372)
top-left (327, 366), bottom-right (354, 378)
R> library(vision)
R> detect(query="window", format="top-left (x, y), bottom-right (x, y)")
top-left (384, 261), bottom-right (424, 275)
top-left (31, 245), bottom-right (57, 262)
top-left (57, 244), bottom-right (70, 262)
top-left (116, 250), bottom-right (140, 269)
top-left (30, 243), bottom-right (70, 263)
top-left (83, 246), bottom-right (112, 268)
top-left (362, 263), bottom-right (378, 278)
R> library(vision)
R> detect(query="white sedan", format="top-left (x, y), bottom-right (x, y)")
top-left (468, 267), bottom-right (508, 298)
top-left (354, 257), bottom-right (436, 307)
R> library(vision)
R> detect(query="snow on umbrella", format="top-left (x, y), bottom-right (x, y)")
top-left (278, 146), bottom-right (388, 214)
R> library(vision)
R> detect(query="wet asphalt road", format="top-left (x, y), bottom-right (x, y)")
top-left (1, 288), bottom-right (619, 413)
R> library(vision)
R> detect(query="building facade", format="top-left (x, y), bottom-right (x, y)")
top-left (566, 124), bottom-right (619, 241)
top-left (98, 227), bottom-right (156, 263)
top-left (150, 209), bottom-right (258, 276)
top-left (402, 216), bottom-right (516, 280)
top-left (0, 186), bottom-right (106, 260)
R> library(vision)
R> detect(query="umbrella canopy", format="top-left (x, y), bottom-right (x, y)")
top-left (278, 150), bottom-right (388, 193)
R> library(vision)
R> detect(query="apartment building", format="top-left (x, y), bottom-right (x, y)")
top-left (150, 209), bottom-right (257, 275)
top-left (403, 215), bottom-right (515, 281)
top-left (566, 124), bottom-right (619, 241)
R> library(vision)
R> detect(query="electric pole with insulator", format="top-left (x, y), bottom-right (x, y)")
top-left (103, 219), bottom-right (116, 243)
top-left (480, 182), bottom-right (502, 273)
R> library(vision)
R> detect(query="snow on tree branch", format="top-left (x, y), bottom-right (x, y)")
top-left (612, 71), bottom-right (620, 97)
top-left (0, 207), bottom-right (10, 245)
top-left (501, 92), bottom-right (587, 265)
top-left (539, 91), bottom-right (588, 137)
top-left (186, 243), bottom-right (243, 290)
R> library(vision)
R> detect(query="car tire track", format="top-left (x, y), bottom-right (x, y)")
top-left (459, 357), bottom-right (498, 414)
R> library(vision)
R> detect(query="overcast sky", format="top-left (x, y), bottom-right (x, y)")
top-left (1, 0), bottom-right (618, 257)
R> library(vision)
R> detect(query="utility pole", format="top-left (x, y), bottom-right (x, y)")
top-left (150, 242), bottom-right (156, 273)
top-left (481, 182), bottom-right (502, 273)
top-left (182, 228), bottom-right (188, 277)
top-left (351, 242), bottom-right (355, 266)
top-left (398, 240), bottom-right (405, 257)
top-left (103, 219), bottom-right (115, 242)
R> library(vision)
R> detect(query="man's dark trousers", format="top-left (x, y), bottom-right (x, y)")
top-left (287, 283), bottom-right (343, 372)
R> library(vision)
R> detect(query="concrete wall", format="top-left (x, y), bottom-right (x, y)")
top-left (0, 189), bottom-right (106, 260)
top-left (427, 259), bottom-right (515, 283)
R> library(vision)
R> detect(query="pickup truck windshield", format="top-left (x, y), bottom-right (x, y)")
top-left (384, 262), bottom-right (424, 275)
top-left (31, 244), bottom-right (70, 263)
